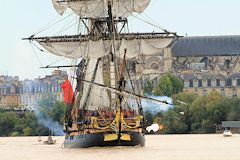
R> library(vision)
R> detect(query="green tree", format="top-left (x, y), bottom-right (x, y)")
top-left (173, 92), bottom-right (197, 105)
top-left (153, 73), bottom-right (183, 96)
top-left (189, 91), bottom-right (222, 133)
top-left (227, 98), bottom-right (240, 121)
top-left (23, 127), bottom-right (33, 136)
top-left (169, 74), bottom-right (184, 95)
top-left (153, 74), bottom-right (173, 96)
top-left (143, 79), bottom-right (154, 94)
top-left (162, 109), bottom-right (188, 134)
top-left (0, 112), bottom-right (18, 136)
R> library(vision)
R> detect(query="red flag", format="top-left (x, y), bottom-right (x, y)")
top-left (61, 80), bottom-right (74, 104)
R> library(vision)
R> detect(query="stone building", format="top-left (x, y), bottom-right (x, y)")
top-left (0, 70), bottom-right (68, 109)
top-left (171, 36), bottom-right (240, 97)
top-left (0, 76), bottom-right (20, 109)
top-left (142, 35), bottom-right (240, 97)
top-left (137, 47), bottom-right (173, 86)
top-left (182, 72), bottom-right (240, 97)
top-left (19, 70), bottom-right (68, 109)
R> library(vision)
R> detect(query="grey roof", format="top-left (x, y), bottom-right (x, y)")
top-left (227, 73), bottom-right (240, 79)
top-left (182, 74), bottom-right (198, 80)
top-left (172, 35), bottom-right (240, 57)
top-left (200, 73), bottom-right (225, 80)
top-left (182, 73), bottom-right (226, 80)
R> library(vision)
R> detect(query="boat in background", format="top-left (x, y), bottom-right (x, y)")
top-left (43, 140), bottom-right (56, 145)
top-left (223, 128), bottom-right (233, 137)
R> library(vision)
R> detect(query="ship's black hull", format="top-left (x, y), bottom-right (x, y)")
top-left (64, 132), bottom-right (145, 148)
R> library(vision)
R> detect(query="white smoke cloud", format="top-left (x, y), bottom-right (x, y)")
top-left (141, 95), bottom-right (173, 113)
top-left (34, 107), bottom-right (64, 136)
top-left (33, 96), bottom-right (64, 136)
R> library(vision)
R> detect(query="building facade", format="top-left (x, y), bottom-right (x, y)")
top-left (142, 35), bottom-right (240, 97)
top-left (171, 36), bottom-right (240, 97)
top-left (0, 70), bottom-right (68, 109)
top-left (182, 72), bottom-right (240, 97)
top-left (0, 76), bottom-right (20, 109)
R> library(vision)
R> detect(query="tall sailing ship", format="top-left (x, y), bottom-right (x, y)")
top-left (24, 0), bottom-right (176, 148)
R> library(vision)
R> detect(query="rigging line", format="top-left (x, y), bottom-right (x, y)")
top-left (119, 1), bottom-right (158, 32)
top-left (46, 57), bottom-right (67, 67)
top-left (120, 1), bottom-right (166, 33)
top-left (141, 12), bottom-right (172, 33)
top-left (34, 13), bottom-right (74, 36)
top-left (131, 14), bottom-right (173, 34)
top-left (52, 20), bottom-right (80, 36)
top-left (33, 14), bottom-right (61, 36)
top-left (153, 84), bottom-right (164, 96)
top-left (29, 42), bottom-right (47, 75)
top-left (41, 58), bottom-right (82, 69)
top-left (31, 41), bottom-right (44, 52)
top-left (31, 46), bottom-right (70, 66)
top-left (120, 1), bottom-right (176, 36)
top-left (52, 15), bottom-right (77, 36)
top-left (83, 60), bottom-right (105, 77)
top-left (31, 40), bottom-right (74, 68)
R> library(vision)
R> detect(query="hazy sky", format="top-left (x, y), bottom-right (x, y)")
top-left (1, 0), bottom-right (240, 80)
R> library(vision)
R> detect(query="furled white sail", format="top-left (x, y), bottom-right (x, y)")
top-left (38, 37), bottom-right (174, 59)
top-left (80, 58), bottom-right (110, 110)
top-left (52, 0), bottom-right (151, 18)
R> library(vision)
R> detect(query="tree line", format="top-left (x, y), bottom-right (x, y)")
top-left (0, 96), bottom-right (65, 137)
top-left (143, 73), bottom-right (240, 134)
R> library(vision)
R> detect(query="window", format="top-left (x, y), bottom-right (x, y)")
top-left (185, 81), bottom-right (190, 87)
top-left (237, 79), bottom-right (240, 86)
top-left (198, 80), bottom-right (202, 87)
top-left (189, 80), bottom-right (193, 87)
top-left (216, 79), bottom-right (220, 86)
top-left (207, 79), bottom-right (211, 87)
top-left (226, 79), bottom-right (232, 86)
top-left (6, 87), bottom-right (10, 94)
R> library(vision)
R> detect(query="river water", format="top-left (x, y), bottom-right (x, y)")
top-left (0, 134), bottom-right (239, 160)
